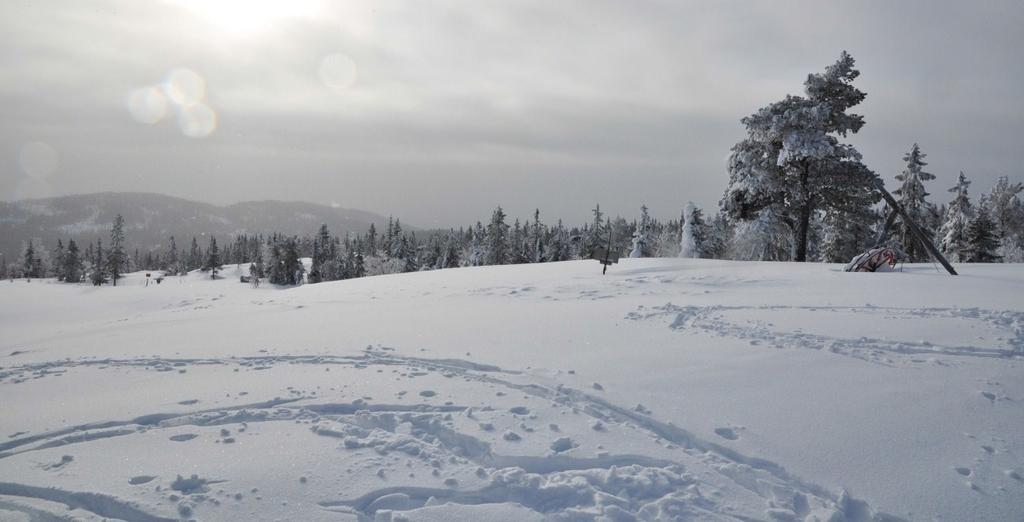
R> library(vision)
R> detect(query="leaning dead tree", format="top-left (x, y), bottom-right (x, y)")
top-left (872, 178), bottom-right (958, 275)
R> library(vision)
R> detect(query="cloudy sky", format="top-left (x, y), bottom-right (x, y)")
top-left (1, 0), bottom-right (1022, 226)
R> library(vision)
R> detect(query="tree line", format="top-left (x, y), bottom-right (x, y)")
top-left (6, 52), bottom-right (1023, 284)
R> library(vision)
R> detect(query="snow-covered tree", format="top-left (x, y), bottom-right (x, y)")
top-left (723, 51), bottom-right (877, 261)
top-left (679, 202), bottom-right (700, 258)
top-left (106, 214), bottom-right (126, 285)
top-left (438, 233), bottom-right (461, 268)
top-left (267, 236), bottom-right (304, 284)
top-left (204, 237), bottom-right (221, 278)
top-left (819, 205), bottom-right (879, 263)
top-left (628, 228), bottom-right (643, 258)
top-left (585, 204), bottom-right (605, 258)
top-left (51, 240), bottom-right (65, 279)
top-left (486, 207), bottom-right (510, 265)
top-left (90, 239), bottom-right (107, 286)
top-left (528, 209), bottom-right (545, 263)
top-left (544, 222), bottom-right (572, 262)
top-left (965, 199), bottom-right (1001, 263)
top-left (165, 236), bottom-right (179, 273)
top-left (21, 240), bottom-right (38, 279)
top-left (891, 144), bottom-right (937, 261)
top-left (62, 239), bottom-right (83, 283)
top-left (728, 210), bottom-right (793, 261)
top-left (309, 224), bottom-right (335, 283)
top-left (702, 213), bottom-right (732, 260)
top-left (985, 176), bottom-right (1024, 261)
top-left (938, 172), bottom-right (973, 262)
top-left (188, 237), bottom-right (202, 271)
top-left (628, 205), bottom-right (653, 258)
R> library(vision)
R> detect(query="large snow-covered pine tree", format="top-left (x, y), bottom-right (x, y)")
top-left (723, 51), bottom-right (877, 261)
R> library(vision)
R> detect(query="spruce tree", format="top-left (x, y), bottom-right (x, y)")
top-left (21, 241), bottom-right (36, 279)
top-left (939, 172), bottom-right (973, 262)
top-left (986, 176), bottom-right (1023, 239)
top-left (528, 209), bottom-right (544, 263)
top-left (486, 206), bottom-right (510, 265)
top-left (352, 250), bottom-right (366, 278)
top-left (166, 236), bottom-right (179, 273)
top-left (366, 224), bottom-right (378, 256)
top-left (204, 237), bottom-right (221, 278)
top-left (52, 240), bottom-right (65, 280)
top-left (283, 237), bottom-right (304, 284)
top-left (585, 204), bottom-right (605, 258)
top-left (401, 235), bottom-right (418, 272)
top-left (679, 203), bottom-right (701, 258)
top-left (91, 239), bottom-right (108, 285)
top-left (985, 176), bottom-right (1024, 261)
top-left (630, 205), bottom-right (652, 258)
top-left (188, 237), bottom-right (202, 271)
top-left (309, 224), bottom-right (335, 283)
top-left (64, 239), bottom-right (83, 283)
top-left (440, 233), bottom-right (461, 268)
top-left (892, 144), bottom-right (937, 261)
top-left (965, 200), bottom-right (1001, 263)
top-left (106, 214), bottom-right (126, 285)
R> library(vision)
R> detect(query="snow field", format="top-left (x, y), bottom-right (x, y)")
top-left (1, 259), bottom-right (1022, 520)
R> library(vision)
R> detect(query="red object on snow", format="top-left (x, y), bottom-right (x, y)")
top-left (844, 248), bottom-right (898, 273)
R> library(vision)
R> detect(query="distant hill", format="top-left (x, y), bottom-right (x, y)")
top-left (0, 192), bottom-right (405, 259)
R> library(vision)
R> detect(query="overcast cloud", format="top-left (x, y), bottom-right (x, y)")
top-left (1, 0), bottom-right (1022, 226)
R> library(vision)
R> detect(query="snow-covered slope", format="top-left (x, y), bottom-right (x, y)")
top-left (0, 260), bottom-right (1022, 521)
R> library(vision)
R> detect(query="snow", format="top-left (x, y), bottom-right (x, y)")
top-left (1, 259), bottom-right (1022, 521)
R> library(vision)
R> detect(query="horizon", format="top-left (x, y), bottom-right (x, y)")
top-left (3, 1), bottom-right (1023, 228)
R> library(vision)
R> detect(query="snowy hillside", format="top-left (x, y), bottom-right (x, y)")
top-left (0, 192), bottom-right (399, 260)
top-left (0, 260), bottom-right (1022, 521)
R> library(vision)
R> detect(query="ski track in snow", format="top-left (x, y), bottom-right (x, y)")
top-left (0, 350), bottom-right (897, 521)
top-left (627, 303), bottom-right (1024, 365)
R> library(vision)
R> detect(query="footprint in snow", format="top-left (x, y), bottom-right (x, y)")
top-left (41, 455), bottom-right (73, 471)
top-left (714, 427), bottom-right (740, 441)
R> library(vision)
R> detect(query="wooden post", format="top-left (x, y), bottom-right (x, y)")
top-left (874, 179), bottom-right (958, 275)
top-left (873, 208), bottom-right (899, 248)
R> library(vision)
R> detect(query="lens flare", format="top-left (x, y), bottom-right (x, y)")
top-left (178, 103), bottom-right (218, 138)
top-left (164, 68), bottom-right (206, 106)
top-left (19, 142), bottom-right (59, 179)
top-left (319, 53), bottom-right (358, 92)
top-left (128, 87), bottom-right (169, 124)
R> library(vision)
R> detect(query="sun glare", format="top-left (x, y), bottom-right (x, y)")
top-left (167, 0), bottom-right (324, 35)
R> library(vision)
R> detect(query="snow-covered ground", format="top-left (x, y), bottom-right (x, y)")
top-left (0, 259), bottom-right (1022, 521)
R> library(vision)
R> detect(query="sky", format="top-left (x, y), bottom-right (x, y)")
top-left (1, 0), bottom-right (1022, 227)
